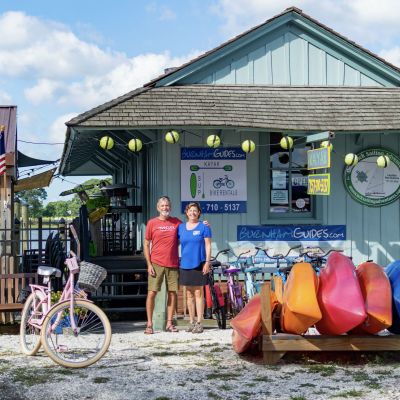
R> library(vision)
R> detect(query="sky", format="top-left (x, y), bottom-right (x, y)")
top-left (2, 0), bottom-right (400, 203)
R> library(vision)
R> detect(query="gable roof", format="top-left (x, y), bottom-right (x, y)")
top-left (145, 7), bottom-right (400, 88)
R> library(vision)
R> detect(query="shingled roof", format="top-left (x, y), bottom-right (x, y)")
top-left (66, 85), bottom-right (400, 132)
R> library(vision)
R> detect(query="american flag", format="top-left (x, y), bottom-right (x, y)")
top-left (0, 125), bottom-right (6, 176)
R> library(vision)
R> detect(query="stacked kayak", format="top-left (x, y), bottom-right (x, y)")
top-left (316, 252), bottom-right (367, 335)
top-left (351, 262), bottom-right (392, 334)
top-left (385, 260), bottom-right (400, 334)
top-left (280, 262), bottom-right (322, 334)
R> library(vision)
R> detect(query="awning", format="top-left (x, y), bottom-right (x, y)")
top-left (17, 151), bottom-right (58, 167)
top-left (14, 168), bottom-right (57, 192)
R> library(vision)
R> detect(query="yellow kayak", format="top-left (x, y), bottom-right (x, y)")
top-left (281, 262), bottom-right (322, 334)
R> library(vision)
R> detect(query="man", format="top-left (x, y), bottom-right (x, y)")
top-left (143, 196), bottom-right (181, 333)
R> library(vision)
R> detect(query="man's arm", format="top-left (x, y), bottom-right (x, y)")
top-left (143, 238), bottom-right (155, 276)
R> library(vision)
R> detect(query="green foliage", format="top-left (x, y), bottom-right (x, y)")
top-left (16, 188), bottom-right (47, 217)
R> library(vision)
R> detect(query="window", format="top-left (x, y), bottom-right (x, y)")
top-left (260, 133), bottom-right (322, 223)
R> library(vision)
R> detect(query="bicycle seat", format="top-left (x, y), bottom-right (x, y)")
top-left (37, 266), bottom-right (62, 278)
top-left (224, 266), bottom-right (241, 274)
top-left (244, 266), bottom-right (262, 273)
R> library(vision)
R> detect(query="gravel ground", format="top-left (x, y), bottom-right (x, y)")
top-left (1, 322), bottom-right (400, 400)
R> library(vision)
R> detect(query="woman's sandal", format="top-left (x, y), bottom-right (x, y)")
top-left (165, 321), bottom-right (179, 332)
top-left (144, 325), bottom-right (154, 334)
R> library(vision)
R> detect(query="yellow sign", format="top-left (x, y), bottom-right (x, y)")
top-left (307, 173), bottom-right (330, 195)
top-left (307, 147), bottom-right (331, 169)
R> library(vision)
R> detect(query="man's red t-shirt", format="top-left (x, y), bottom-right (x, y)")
top-left (145, 216), bottom-right (182, 267)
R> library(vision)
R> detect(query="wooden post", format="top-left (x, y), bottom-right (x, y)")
top-left (153, 279), bottom-right (167, 331)
top-left (21, 204), bottom-right (29, 255)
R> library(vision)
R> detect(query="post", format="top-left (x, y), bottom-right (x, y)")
top-left (21, 203), bottom-right (29, 255)
top-left (153, 279), bottom-right (167, 331)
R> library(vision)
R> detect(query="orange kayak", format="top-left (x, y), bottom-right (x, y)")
top-left (273, 275), bottom-right (284, 304)
top-left (351, 262), bottom-right (392, 334)
top-left (231, 290), bottom-right (279, 354)
top-left (280, 262), bottom-right (322, 334)
top-left (316, 252), bottom-right (366, 335)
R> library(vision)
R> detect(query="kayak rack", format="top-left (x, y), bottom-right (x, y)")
top-left (260, 282), bottom-right (400, 364)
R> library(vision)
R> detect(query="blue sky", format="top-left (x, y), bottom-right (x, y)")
top-left (1, 0), bottom-right (400, 203)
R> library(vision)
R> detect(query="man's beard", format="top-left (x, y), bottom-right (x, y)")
top-left (160, 210), bottom-right (170, 217)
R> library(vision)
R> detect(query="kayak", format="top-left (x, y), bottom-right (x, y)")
top-left (280, 262), bottom-right (322, 334)
top-left (316, 252), bottom-right (366, 335)
top-left (386, 260), bottom-right (400, 334)
top-left (272, 275), bottom-right (284, 304)
top-left (351, 262), bottom-right (392, 334)
top-left (231, 290), bottom-right (278, 354)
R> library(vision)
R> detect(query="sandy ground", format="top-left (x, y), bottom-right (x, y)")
top-left (1, 322), bottom-right (400, 400)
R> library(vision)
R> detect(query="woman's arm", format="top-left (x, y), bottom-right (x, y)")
top-left (202, 237), bottom-right (212, 274)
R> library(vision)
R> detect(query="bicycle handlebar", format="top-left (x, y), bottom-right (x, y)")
top-left (255, 245), bottom-right (301, 260)
top-left (300, 247), bottom-right (343, 259)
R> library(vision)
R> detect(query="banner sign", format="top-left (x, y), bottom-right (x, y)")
top-left (307, 173), bottom-right (330, 195)
top-left (307, 147), bottom-right (330, 169)
top-left (181, 147), bottom-right (247, 213)
top-left (237, 225), bottom-right (346, 241)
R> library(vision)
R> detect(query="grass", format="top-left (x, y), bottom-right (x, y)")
top-left (307, 364), bottom-right (337, 376)
top-left (332, 390), bottom-right (364, 398)
top-left (206, 372), bottom-right (237, 380)
top-left (93, 377), bottom-right (110, 384)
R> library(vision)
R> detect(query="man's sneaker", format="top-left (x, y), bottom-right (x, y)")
top-left (185, 322), bottom-right (196, 332)
top-left (192, 322), bottom-right (204, 334)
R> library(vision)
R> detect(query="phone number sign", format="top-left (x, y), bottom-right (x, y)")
top-left (181, 147), bottom-right (247, 213)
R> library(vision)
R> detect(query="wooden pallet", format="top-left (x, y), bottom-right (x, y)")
top-left (260, 282), bottom-right (400, 364)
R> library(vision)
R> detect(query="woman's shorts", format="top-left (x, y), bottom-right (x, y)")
top-left (179, 264), bottom-right (207, 287)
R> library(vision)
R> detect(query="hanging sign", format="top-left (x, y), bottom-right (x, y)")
top-left (343, 148), bottom-right (400, 207)
top-left (181, 147), bottom-right (247, 213)
top-left (307, 147), bottom-right (331, 169)
top-left (308, 173), bottom-right (330, 195)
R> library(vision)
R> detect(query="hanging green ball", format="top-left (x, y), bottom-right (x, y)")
top-left (207, 134), bottom-right (221, 148)
top-left (280, 136), bottom-right (293, 150)
top-left (377, 155), bottom-right (390, 168)
top-left (344, 153), bottom-right (358, 166)
top-left (321, 141), bottom-right (333, 151)
top-left (99, 136), bottom-right (114, 150)
top-left (165, 130), bottom-right (180, 144)
top-left (128, 138), bottom-right (143, 152)
top-left (241, 140), bottom-right (256, 153)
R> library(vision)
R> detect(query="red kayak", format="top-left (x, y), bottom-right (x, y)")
top-left (351, 262), bottom-right (392, 334)
top-left (316, 252), bottom-right (366, 335)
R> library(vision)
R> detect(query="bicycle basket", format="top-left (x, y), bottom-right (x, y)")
top-left (77, 261), bottom-right (107, 292)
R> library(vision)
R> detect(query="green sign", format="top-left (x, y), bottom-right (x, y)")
top-left (343, 148), bottom-right (400, 207)
top-left (308, 173), bottom-right (330, 195)
top-left (307, 147), bottom-right (331, 170)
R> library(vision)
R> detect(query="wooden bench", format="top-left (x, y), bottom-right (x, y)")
top-left (0, 273), bottom-right (38, 313)
top-left (260, 282), bottom-right (400, 364)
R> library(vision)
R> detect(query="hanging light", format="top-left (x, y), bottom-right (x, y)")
top-left (344, 153), bottom-right (358, 166)
top-left (128, 138), bottom-right (143, 152)
top-left (206, 134), bottom-right (221, 148)
top-left (99, 136), bottom-right (114, 150)
top-left (377, 155), bottom-right (390, 168)
top-left (241, 139), bottom-right (256, 153)
top-left (165, 130), bottom-right (180, 144)
top-left (280, 136), bottom-right (293, 150)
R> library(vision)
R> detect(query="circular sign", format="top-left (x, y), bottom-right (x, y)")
top-left (343, 148), bottom-right (400, 207)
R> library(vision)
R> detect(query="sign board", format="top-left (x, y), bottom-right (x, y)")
top-left (237, 225), bottom-right (346, 241)
top-left (307, 147), bottom-right (330, 170)
top-left (181, 147), bottom-right (247, 213)
top-left (343, 148), bottom-right (400, 207)
top-left (308, 173), bottom-right (330, 195)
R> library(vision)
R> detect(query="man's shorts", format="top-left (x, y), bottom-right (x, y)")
top-left (148, 263), bottom-right (179, 292)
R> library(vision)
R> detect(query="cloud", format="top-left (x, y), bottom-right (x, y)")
top-left (379, 47), bottom-right (400, 69)
top-left (24, 79), bottom-right (64, 105)
top-left (0, 11), bottom-right (124, 79)
top-left (49, 112), bottom-right (77, 143)
top-left (0, 90), bottom-right (12, 104)
top-left (146, 3), bottom-right (177, 21)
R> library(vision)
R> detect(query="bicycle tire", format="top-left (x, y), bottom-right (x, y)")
top-left (215, 306), bottom-right (227, 329)
top-left (40, 300), bottom-right (112, 368)
top-left (20, 293), bottom-right (43, 356)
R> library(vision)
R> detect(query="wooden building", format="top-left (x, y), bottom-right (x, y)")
top-left (59, 7), bottom-right (400, 267)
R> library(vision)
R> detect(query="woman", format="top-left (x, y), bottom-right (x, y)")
top-left (178, 202), bottom-right (212, 333)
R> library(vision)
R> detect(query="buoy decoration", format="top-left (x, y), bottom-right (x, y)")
top-left (377, 155), bottom-right (390, 168)
top-left (344, 153), bottom-right (358, 167)
top-left (206, 134), bottom-right (221, 148)
top-left (128, 138), bottom-right (143, 152)
top-left (280, 136), bottom-right (293, 150)
top-left (241, 140), bottom-right (256, 153)
top-left (99, 136), bottom-right (114, 150)
top-left (165, 130), bottom-right (180, 144)
top-left (321, 141), bottom-right (333, 151)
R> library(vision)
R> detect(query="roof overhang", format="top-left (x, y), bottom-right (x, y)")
top-left (14, 168), bottom-right (57, 192)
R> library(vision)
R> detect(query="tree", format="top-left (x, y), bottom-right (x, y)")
top-left (16, 188), bottom-right (47, 217)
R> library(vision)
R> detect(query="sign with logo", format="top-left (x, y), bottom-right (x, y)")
top-left (308, 173), bottom-right (330, 195)
top-left (181, 147), bottom-right (247, 213)
top-left (307, 147), bottom-right (330, 169)
top-left (343, 148), bottom-right (400, 207)
top-left (237, 225), bottom-right (346, 241)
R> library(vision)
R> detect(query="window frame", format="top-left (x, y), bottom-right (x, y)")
top-left (260, 133), bottom-right (323, 224)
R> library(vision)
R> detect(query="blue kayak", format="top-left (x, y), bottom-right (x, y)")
top-left (385, 261), bottom-right (400, 334)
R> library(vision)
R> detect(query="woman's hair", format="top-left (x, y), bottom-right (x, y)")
top-left (184, 202), bottom-right (202, 218)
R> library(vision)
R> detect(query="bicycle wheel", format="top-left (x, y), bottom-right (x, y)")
top-left (40, 300), bottom-right (112, 368)
top-left (20, 292), bottom-right (44, 356)
top-left (215, 306), bottom-right (227, 329)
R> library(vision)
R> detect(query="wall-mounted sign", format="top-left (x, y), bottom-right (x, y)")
top-left (343, 148), bottom-right (400, 207)
top-left (307, 147), bottom-right (330, 169)
top-left (181, 147), bottom-right (247, 213)
top-left (237, 225), bottom-right (346, 241)
top-left (308, 173), bottom-right (330, 195)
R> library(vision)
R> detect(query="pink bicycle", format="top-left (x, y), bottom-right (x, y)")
top-left (20, 255), bottom-right (111, 368)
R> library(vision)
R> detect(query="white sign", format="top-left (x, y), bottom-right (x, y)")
top-left (181, 147), bottom-right (247, 213)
